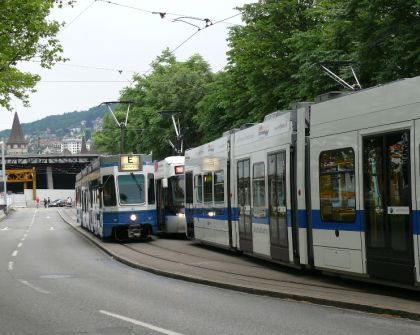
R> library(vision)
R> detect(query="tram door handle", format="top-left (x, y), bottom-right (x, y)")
top-left (375, 207), bottom-right (384, 214)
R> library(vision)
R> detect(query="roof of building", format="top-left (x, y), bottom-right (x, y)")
top-left (7, 112), bottom-right (28, 145)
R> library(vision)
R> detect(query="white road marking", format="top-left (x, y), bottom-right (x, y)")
top-left (49, 227), bottom-right (55, 231)
top-left (99, 310), bottom-right (185, 335)
top-left (18, 280), bottom-right (50, 294)
top-left (23, 233), bottom-right (27, 238)
top-left (8, 261), bottom-right (13, 271)
top-left (12, 250), bottom-right (18, 257)
top-left (21, 237), bottom-right (26, 241)
top-left (17, 243), bottom-right (23, 248)
top-left (1, 227), bottom-right (8, 231)
top-left (45, 216), bottom-right (51, 219)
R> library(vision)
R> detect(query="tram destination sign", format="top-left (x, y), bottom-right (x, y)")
top-left (119, 155), bottom-right (142, 172)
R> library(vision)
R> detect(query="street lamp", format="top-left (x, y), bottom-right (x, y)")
top-left (0, 141), bottom-right (7, 209)
top-left (99, 101), bottom-right (135, 154)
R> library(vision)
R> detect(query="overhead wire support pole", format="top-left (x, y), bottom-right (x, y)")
top-left (100, 101), bottom-right (136, 154)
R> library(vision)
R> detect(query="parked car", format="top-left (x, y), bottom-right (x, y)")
top-left (49, 199), bottom-right (65, 207)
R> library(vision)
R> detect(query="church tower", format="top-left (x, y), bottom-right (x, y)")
top-left (6, 112), bottom-right (28, 155)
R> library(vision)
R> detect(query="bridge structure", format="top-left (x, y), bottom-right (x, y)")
top-left (0, 153), bottom-right (99, 197)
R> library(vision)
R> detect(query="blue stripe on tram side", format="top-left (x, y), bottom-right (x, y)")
top-left (311, 210), bottom-right (364, 232)
top-left (413, 210), bottom-right (420, 235)
top-left (189, 207), bottom-right (420, 236)
top-left (297, 209), bottom-right (307, 228)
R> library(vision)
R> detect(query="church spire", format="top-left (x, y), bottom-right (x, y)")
top-left (6, 112), bottom-right (28, 155)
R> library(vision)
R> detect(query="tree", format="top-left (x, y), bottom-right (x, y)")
top-left (93, 50), bottom-right (214, 159)
top-left (198, 0), bottom-right (420, 137)
top-left (0, 0), bottom-right (71, 110)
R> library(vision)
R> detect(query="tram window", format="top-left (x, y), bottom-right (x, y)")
top-left (102, 175), bottom-right (117, 207)
top-left (169, 175), bottom-right (185, 208)
top-left (214, 170), bottom-right (225, 203)
top-left (148, 173), bottom-right (155, 204)
top-left (319, 148), bottom-right (356, 222)
top-left (204, 173), bottom-right (213, 203)
top-left (253, 162), bottom-right (266, 217)
top-left (195, 175), bottom-right (203, 203)
top-left (76, 188), bottom-right (80, 206)
top-left (118, 174), bottom-right (145, 204)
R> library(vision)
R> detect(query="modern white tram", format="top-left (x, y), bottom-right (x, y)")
top-left (185, 76), bottom-right (420, 287)
top-left (75, 154), bottom-right (157, 240)
top-left (154, 156), bottom-right (187, 234)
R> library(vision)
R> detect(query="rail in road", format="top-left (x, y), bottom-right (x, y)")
top-left (57, 208), bottom-right (420, 321)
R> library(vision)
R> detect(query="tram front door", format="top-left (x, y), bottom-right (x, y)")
top-left (237, 159), bottom-right (252, 253)
top-left (363, 130), bottom-right (414, 284)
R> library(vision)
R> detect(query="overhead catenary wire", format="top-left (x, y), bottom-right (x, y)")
top-left (58, 0), bottom-right (97, 35)
top-left (28, 60), bottom-right (145, 74)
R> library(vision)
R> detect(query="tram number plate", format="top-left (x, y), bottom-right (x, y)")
top-left (387, 206), bottom-right (410, 215)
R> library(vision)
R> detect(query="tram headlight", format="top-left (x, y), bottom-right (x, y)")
top-left (130, 214), bottom-right (137, 222)
top-left (176, 213), bottom-right (185, 218)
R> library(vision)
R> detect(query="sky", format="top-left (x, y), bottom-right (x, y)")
top-left (0, 0), bottom-right (255, 132)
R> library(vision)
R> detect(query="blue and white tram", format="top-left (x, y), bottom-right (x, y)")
top-left (309, 76), bottom-right (420, 285)
top-left (154, 156), bottom-right (187, 234)
top-left (75, 154), bottom-right (157, 240)
top-left (184, 109), bottom-right (308, 268)
top-left (185, 75), bottom-right (420, 287)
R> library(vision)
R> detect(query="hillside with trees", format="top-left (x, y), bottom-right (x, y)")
top-left (0, 105), bottom-right (106, 139)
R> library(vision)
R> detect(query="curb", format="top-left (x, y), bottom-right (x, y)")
top-left (58, 209), bottom-right (420, 321)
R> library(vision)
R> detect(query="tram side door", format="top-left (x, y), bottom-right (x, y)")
top-left (156, 179), bottom-right (166, 231)
top-left (268, 152), bottom-right (289, 262)
top-left (237, 159), bottom-right (252, 252)
top-left (185, 172), bottom-right (195, 238)
top-left (363, 130), bottom-right (414, 283)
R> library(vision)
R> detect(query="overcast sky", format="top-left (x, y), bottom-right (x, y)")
top-left (0, 0), bottom-right (254, 131)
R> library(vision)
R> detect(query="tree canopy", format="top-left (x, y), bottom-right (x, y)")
top-left (0, 0), bottom-right (70, 110)
top-left (94, 0), bottom-right (420, 154)
top-left (93, 50), bottom-right (213, 159)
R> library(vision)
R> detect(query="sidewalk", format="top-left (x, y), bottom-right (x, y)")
top-left (58, 208), bottom-right (420, 321)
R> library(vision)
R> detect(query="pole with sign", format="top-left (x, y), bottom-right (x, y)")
top-left (0, 142), bottom-right (7, 208)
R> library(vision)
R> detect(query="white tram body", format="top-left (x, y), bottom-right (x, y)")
top-left (185, 75), bottom-right (420, 287)
top-left (185, 134), bottom-right (233, 247)
top-left (75, 154), bottom-right (157, 240)
top-left (309, 76), bottom-right (420, 284)
top-left (154, 156), bottom-right (187, 234)
top-left (185, 110), bottom-right (308, 267)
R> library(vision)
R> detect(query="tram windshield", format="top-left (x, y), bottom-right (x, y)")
top-left (118, 174), bottom-right (145, 204)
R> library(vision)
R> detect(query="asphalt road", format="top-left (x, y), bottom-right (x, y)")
top-left (1, 208), bottom-right (419, 335)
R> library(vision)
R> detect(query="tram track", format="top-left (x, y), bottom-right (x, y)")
top-left (58, 209), bottom-right (400, 295)
top-left (118, 242), bottom-right (371, 293)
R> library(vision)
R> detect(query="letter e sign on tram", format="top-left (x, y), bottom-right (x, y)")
top-left (119, 155), bottom-right (141, 171)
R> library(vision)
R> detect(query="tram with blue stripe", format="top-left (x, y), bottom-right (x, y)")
top-left (75, 154), bottom-right (157, 240)
top-left (185, 76), bottom-right (420, 287)
top-left (154, 156), bottom-right (187, 234)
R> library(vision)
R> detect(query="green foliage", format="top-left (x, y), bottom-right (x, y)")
top-left (197, 0), bottom-right (420, 134)
top-left (0, 0), bottom-right (71, 110)
top-left (95, 1), bottom-right (420, 155)
top-left (93, 50), bottom-right (213, 159)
